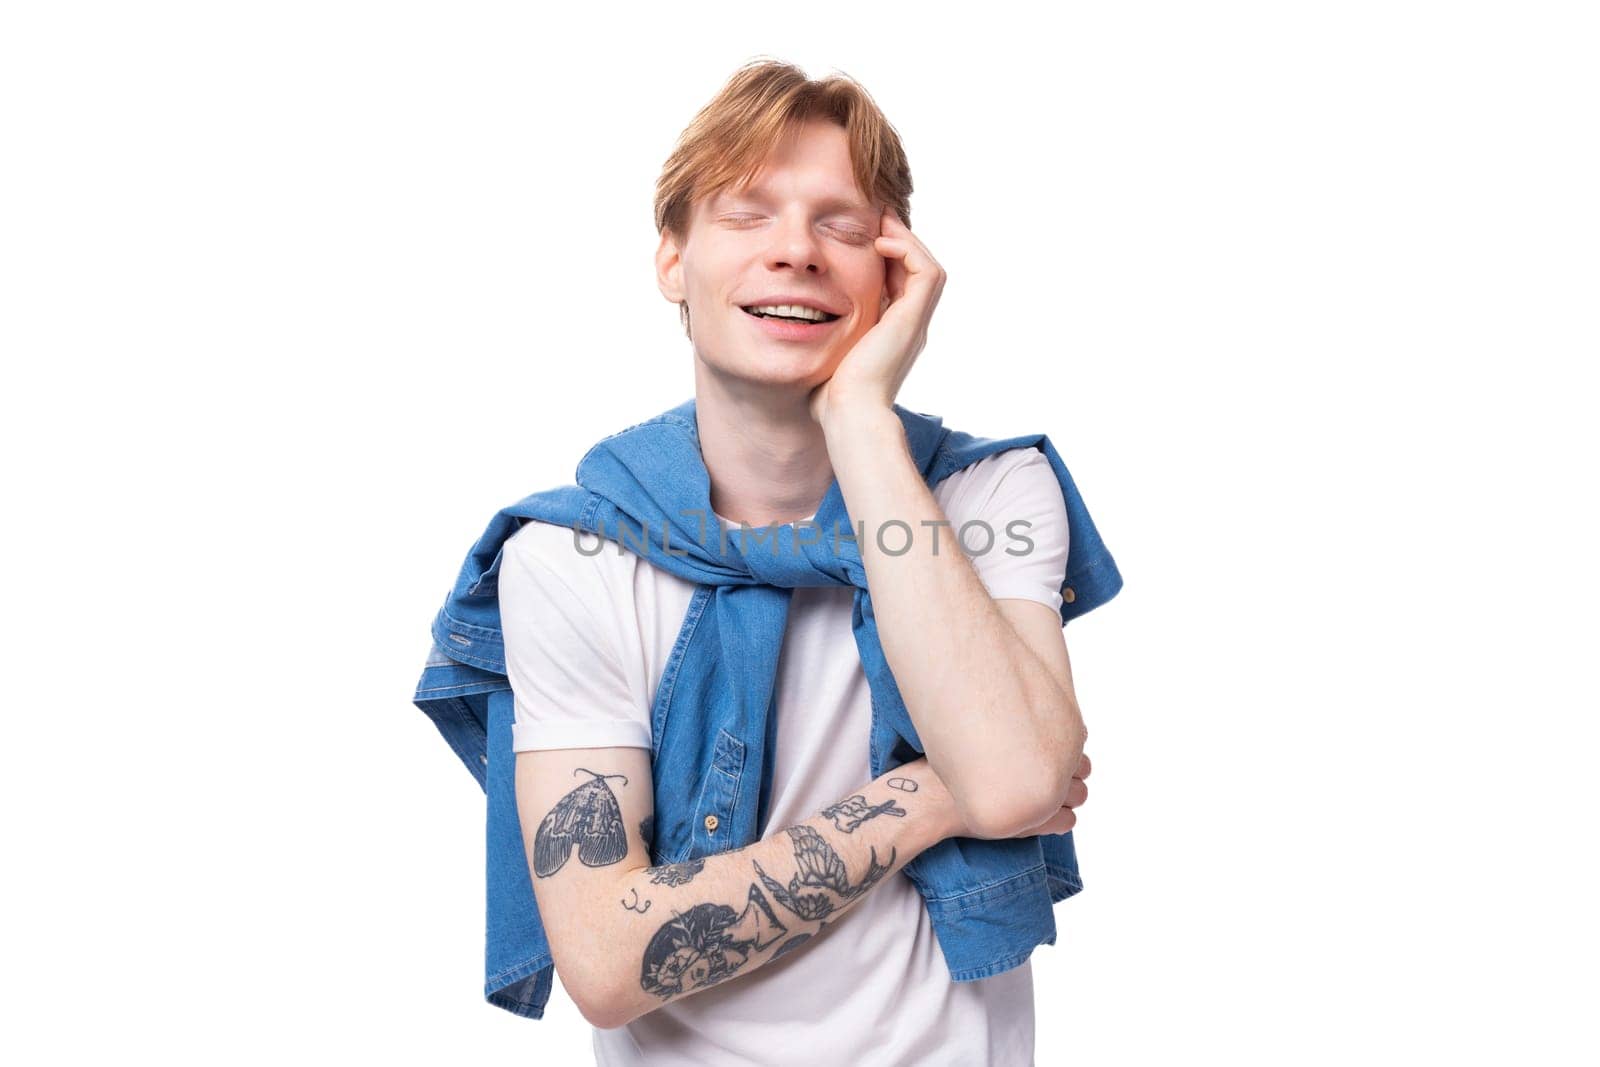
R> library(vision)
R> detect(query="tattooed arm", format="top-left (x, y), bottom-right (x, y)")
top-left (514, 746), bottom-right (960, 1030)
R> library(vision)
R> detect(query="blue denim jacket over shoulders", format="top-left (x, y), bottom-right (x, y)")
top-left (411, 397), bottom-right (1123, 1019)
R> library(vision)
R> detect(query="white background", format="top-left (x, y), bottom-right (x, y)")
top-left (3, 2), bottom-right (1595, 1064)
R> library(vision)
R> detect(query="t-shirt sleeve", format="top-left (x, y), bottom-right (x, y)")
top-left (940, 446), bottom-right (1072, 615)
top-left (498, 521), bottom-right (653, 752)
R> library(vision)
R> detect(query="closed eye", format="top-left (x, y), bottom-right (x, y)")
top-left (720, 215), bottom-right (872, 244)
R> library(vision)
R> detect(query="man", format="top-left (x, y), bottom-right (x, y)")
top-left (421, 59), bottom-right (1120, 1065)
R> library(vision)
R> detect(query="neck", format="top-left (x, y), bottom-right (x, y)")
top-left (691, 365), bottom-right (835, 528)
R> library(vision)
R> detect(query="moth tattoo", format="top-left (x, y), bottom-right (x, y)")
top-left (532, 768), bottom-right (629, 878)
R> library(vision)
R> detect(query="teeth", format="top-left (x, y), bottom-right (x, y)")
top-left (746, 303), bottom-right (835, 322)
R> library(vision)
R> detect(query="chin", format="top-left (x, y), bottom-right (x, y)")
top-left (697, 346), bottom-right (838, 394)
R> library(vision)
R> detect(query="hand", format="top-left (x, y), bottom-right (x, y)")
top-left (1007, 752), bottom-right (1091, 838)
top-left (808, 205), bottom-right (947, 427)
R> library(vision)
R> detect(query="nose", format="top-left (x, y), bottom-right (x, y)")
top-left (763, 209), bottom-right (826, 274)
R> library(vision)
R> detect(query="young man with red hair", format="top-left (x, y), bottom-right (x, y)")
top-left (418, 58), bottom-right (1121, 1065)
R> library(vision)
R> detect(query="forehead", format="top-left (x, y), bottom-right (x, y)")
top-left (706, 122), bottom-right (873, 213)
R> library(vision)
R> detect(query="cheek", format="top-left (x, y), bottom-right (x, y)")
top-left (687, 249), bottom-right (744, 300)
top-left (841, 258), bottom-right (886, 306)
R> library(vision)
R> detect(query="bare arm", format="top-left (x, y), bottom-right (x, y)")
top-left (818, 405), bottom-right (1086, 835)
top-left (515, 745), bottom-right (959, 1030)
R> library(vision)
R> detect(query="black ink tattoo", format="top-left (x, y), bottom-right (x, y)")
top-left (887, 777), bottom-right (919, 793)
top-left (750, 825), bottom-right (897, 922)
top-left (644, 857), bottom-right (705, 887)
top-left (621, 887), bottom-right (652, 915)
top-left (770, 932), bottom-right (812, 961)
top-left (532, 768), bottom-right (629, 878)
top-left (640, 885), bottom-right (787, 998)
top-left (640, 814), bottom-right (655, 850)
top-left (821, 793), bottom-right (907, 833)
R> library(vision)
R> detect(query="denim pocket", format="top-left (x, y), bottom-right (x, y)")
top-left (686, 728), bottom-right (745, 860)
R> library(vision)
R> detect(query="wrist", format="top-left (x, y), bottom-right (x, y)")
top-left (819, 400), bottom-right (903, 453)
top-left (901, 762), bottom-right (963, 845)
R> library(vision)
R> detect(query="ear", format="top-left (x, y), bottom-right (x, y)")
top-left (655, 229), bottom-right (685, 304)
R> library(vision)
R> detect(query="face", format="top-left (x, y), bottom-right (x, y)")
top-left (656, 119), bottom-right (889, 394)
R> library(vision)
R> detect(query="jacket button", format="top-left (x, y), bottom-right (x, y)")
top-left (704, 814), bottom-right (719, 833)
top-left (479, 754), bottom-right (489, 765)
top-left (1062, 586), bottom-right (1076, 604)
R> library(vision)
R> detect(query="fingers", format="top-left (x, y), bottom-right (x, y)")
top-left (873, 235), bottom-right (938, 279)
top-left (874, 236), bottom-right (910, 304)
top-left (1018, 805), bottom-right (1076, 837)
top-left (876, 206), bottom-right (945, 283)
top-left (1008, 752), bottom-right (1093, 839)
top-left (1064, 776), bottom-right (1088, 809)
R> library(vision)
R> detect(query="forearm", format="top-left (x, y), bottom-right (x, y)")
top-left (593, 759), bottom-right (957, 1029)
top-left (819, 403), bottom-right (1078, 825)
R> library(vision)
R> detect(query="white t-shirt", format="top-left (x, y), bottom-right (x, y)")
top-left (501, 446), bottom-right (1072, 1067)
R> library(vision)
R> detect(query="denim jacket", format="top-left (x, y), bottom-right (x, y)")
top-left (411, 397), bottom-right (1123, 1019)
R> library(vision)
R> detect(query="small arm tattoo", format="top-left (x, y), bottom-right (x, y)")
top-left (821, 793), bottom-right (907, 833)
top-left (532, 768), bottom-right (630, 878)
top-left (643, 857), bottom-right (706, 887)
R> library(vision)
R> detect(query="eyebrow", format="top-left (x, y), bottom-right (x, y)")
top-left (716, 188), bottom-right (873, 216)
top-left (815, 195), bottom-right (874, 216)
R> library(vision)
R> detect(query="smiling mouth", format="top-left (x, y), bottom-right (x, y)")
top-left (740, 306), bottom-right (842, 324)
